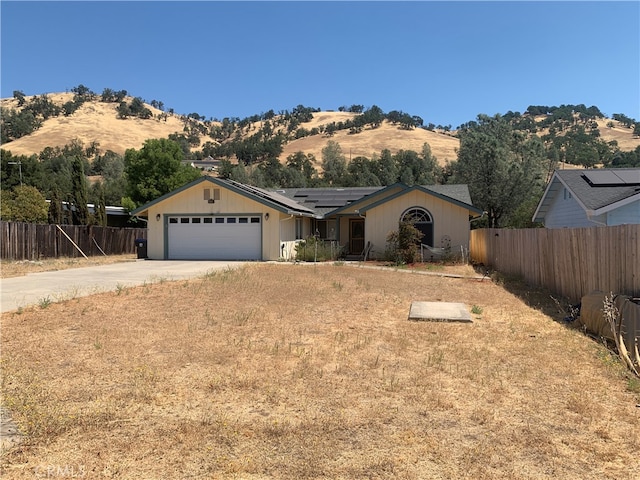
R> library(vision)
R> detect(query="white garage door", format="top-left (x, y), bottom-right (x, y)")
top-left (168, 216), bottom-right (262, 260)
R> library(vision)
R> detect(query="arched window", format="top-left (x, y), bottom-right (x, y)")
top-left (401, 207), bottom-right (434, 246)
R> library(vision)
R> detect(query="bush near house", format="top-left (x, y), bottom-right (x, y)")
top-left (294, 236), bottom-right (344, 262)
top-left (384, 221), bottom-right (424, 265)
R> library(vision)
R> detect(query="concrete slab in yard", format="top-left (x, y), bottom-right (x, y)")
top-left (409, 302), bottom-right (472, 323)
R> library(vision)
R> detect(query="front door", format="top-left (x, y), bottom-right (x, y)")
top-left (349, 218), bottom-right (365, 254)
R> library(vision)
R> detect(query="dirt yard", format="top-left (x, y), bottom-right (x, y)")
top-left (1, 262), bottom-right (639, 479)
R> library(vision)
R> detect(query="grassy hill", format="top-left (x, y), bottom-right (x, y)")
top-left (1, 93), bottom-right (638, 168)
top-left (0, 94), bottom-right (188, 157)
top-left (281, 111), bottom-right (460, 165)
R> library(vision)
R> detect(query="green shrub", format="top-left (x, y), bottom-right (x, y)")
top-left (384, 221), bottom-right (424, 265)
top-left (295, 237), bottom-right (344, 262)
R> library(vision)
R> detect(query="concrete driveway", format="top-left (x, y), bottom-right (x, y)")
top-left (1, 260), bottom-right (247, 313)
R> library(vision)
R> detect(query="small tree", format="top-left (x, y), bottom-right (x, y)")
top-left (384, 221), bottom-right (424, 265)
top-left (95, 183), bottom-right (107, 227)
top-left (13, 90), bottom-right (26, 106)
top-left (124, 138), bottom-right (201, 206)
top-left (71, 157), bottom-right (91, 225)
top-left (1, 186), bottom-right (48, 223)
top-left (321, 140), bottom-right (347, 186)
top-left (48, 188), bottom-right (63, 224)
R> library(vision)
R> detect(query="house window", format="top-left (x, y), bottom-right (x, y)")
top-left (295, 217), bottom-right (303, 239)
top-left (239, 217), bottom-right (248, 224)
top-left (169, 218), bottom-right (178, 224)
top-left (180, 218), bottom-right (189, 224)
top-left (250, 217), bottom-right (260, 223)
top-left (314, 219), bottom-right (336, 240)
top-left (215, 217), bottom-right (224, 224)
top-left (227, 217), bottom-right (236, 224)
top-left (401, 207), bottom-right (434, 247)
top-left (192, 217), bottom-right (201, 223)
top-left (204, 218), bottom-right (213, 224)
top-left (563, 188), bottom-right (572, 200)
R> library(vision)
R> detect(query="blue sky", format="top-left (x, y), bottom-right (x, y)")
top-left (1, 1), bottom-right (638, 128)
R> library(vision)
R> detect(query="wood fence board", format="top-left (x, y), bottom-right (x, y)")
top-left (470, 225), bottom-right (640, 303)
top-left (0, 222), bottom-right (147, 260)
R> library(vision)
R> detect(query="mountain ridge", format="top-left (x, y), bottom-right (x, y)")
top-left (1, 92), bottom-right (638, 167)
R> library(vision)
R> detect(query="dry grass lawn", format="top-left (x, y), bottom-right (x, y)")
top-left (1, 263), bottom-right (639, 479)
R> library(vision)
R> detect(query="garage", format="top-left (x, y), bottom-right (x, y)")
top-left (167, 215), bottom-right (262, 260)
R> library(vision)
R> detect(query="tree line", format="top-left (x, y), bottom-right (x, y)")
top-left (0, 137), bottom-right (200, 225)
top-left (1, 87), bottom-right (639, 229)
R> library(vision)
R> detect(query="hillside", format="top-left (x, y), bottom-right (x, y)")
top-left (1, 93), bottom-right (638, 168)
top-left (281, 111), bottom-right (460, 165)
top-left (0, 94), bottom-right (456, 165)
top-left (0, 93), bottom-right (189, 156)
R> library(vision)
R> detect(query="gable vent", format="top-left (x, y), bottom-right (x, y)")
top-left (204, 188), bottom-right (221, 202)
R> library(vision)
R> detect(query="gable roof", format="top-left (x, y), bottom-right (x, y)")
top-left (357, 184), bottom-right (483, 215)
top-left (130, 176), bottom-right (481, 219)
top-left (276, 183), bottom-right (482, 217)
top-left (533, 168), bottom-right (640, 222)
top-left (130, 176), bottom-right (316, 217)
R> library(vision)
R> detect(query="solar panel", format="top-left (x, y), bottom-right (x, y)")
top-left (224, 179), bottom-right (315, 213)
top-left (316, 200), bottom-right (350, 207)
top-left (583, 170), bottom-right (640, 186)
top-left (616, 170), bottom-right (640, 184)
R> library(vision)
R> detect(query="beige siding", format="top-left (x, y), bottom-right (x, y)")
top-left (337, 216), bottom-right (352, 248)
top-left (145, 184), bottom-right (282, 260)
top-left (365, 191), bottom-right (471, 259)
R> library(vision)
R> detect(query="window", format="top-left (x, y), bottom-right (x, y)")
top-left (250, 217), bottom-right (260, 224)
top-left (227, 217), bottom-right (236, 224)
top-left (215, 218), bottom-right (224, 224)
top-left (295, 217), bottom-right (303, 239)
top-left (402, 208), bottom-right (432, 224)
top-left (316, 220), bottom-right (327, 239)
top-left (169, 218), bottom-right (178, 224)
top-left (239, 217), bottom-right (248, 224)
top-left (401, 207), bottom-right (434, 246)
top-left (314, 220), bottom-right (336, 240)
top-left (180, 218), bottom-right (189, 224)
top-left (204, 218), bottom-right (213, 224)
top-left (192, 217), bottom-right (201, 223)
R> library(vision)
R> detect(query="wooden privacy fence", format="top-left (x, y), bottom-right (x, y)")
top-left (470, 225), bottom-right (640, 303)
top-left (0, 221), bottom-right (147, 260)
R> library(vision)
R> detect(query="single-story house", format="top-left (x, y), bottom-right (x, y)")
top-left (532, 168), bottom-right (640, 228)
top-left (184, 156), bottom-right (222, 172)
top-left (130, 176), bottom-right (482, 261)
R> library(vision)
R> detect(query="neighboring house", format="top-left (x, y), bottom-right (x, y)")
top-left (532, 168), bottom-right (640, 228)
top-left (184, 156), bottom-right (222, 172)
top-left (130, 176), bottom-right (482, 261)
top-left (53, 201), bottom-right (132, 227)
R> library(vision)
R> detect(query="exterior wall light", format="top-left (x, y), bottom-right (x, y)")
top-left (265, 213), bottom-right (270, 220)
top-left (156, 214), bottom-right (161, 221)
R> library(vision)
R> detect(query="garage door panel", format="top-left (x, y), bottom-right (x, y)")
top-left (168, 216), bottom-right (261, 260)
